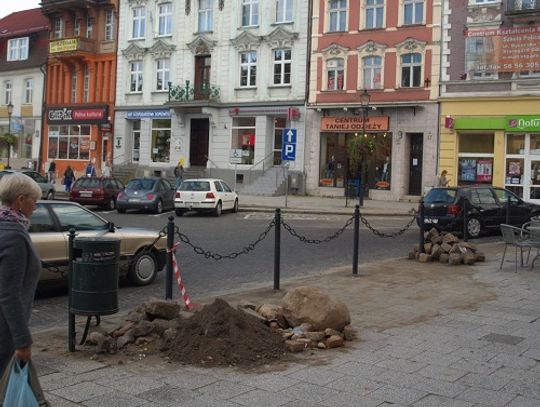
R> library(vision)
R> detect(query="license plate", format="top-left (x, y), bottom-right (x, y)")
top-left (79, 191), bottom-right (93, 197)
top-left (130, 198), bottom-right (141, 202)
top-left (424, 218), bottom-right (438, 224)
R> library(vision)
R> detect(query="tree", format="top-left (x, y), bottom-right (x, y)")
top-left (0, 133), bottom-right (17, 166)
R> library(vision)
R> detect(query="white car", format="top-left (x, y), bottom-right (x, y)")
top-left (174, 178), bottom-right (239, 217)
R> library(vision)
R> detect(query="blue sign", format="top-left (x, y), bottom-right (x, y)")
top-left (126, 110), bottom-right (171, 119)
top-left (281, 128), bottom-right (297, 161)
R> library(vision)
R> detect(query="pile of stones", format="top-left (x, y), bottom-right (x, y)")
top-left (408, 228), bottom-right (486, 265)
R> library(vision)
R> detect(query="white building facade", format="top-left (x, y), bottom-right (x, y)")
top-left (114, 0), bottom-right (309, 190)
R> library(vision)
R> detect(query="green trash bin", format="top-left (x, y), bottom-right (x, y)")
top-left (70, 237), bottom-right (120, 316)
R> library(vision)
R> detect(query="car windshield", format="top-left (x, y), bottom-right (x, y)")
top-left (51, 203), bottom-right (108, 231)
top-left (425, 188), bottom-right (457, 204)
top-left (74, 178), bottom-right (101, 188)
top-left (127, 179), bottom-right (156, 190)
top-left (179, 181), bottom-right (211, 191)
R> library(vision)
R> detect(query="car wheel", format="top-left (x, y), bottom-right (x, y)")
top-left (155, 200), bottom-right (163, 214)
top-left (117, 208), bottom-right (126, 214)
top-left (46, 191), bottom-right (54, 200)
top-left (467, 217), bottom-right (482, 238)
top-left (105, 198), bottom-right (116, 210)
top-left (175, 209), bottom-right (185, 216)
top-left (232, 199), bottom-right (239, 213)
top-left (214, 201), bottom-right (222, 217)
top-left (128, 250), bottom-right (158, 286)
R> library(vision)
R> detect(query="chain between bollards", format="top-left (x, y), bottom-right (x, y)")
top-left (166, 215), bottom-right (175, 300)
top-left (274, 208), bottom-right (281, 290)
top-left (352, 205), bottom-right (360, 275)
top-left (68, 228), bottom-right (76, 352)
top-left (463, 198), bottom-right (469, 242)
top-left (418, 199), bottom-right (425, 254)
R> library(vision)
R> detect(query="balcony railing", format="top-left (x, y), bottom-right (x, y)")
top-left (42, 0), bottom-right (109, 13)
top-left (168, 80), bottom-right (220, 102)
top-left (507, 0), bottom-right (540, 14)
top-left (49, 37), bottom-right (96, 54)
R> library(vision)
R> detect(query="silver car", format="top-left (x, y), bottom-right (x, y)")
top-left (0, 169), bottom-right (55, 200)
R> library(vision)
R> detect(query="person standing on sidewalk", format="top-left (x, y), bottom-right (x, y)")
top-left (63, 165), bottom-right (75, 192)
top-left (102, 160), bottom-right (112, 177)
top-left (85, 160), bottom-right (96, 177)
top-left (0, 173), bottom-right (42, 376)
top-left (174, 161), bottom-right (184, 188)
top-left (47, 160), bottom-right (56, 184)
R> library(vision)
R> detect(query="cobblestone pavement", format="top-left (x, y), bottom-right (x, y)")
top-left (31, 242), bottom-right (540, 406)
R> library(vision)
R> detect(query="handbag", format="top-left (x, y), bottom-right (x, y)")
top-left (0, 357), bottom-right (49, 407)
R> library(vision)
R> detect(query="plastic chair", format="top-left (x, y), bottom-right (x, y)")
top-left (499, 224), bottom-right (539, 272)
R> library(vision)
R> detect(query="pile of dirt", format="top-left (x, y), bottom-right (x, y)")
top-left (161, 298), bottom-right (286, 366)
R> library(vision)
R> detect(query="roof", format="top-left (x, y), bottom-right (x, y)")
top-left (0, 8), bottom-right (49, 38)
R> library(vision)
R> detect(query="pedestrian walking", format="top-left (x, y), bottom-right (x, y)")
top-left (63, 165), bottom-right (75, 192)
top-left (0, 173), bottom-right (42, 377)
top-left (85, 161), bottom-right (96, 177)
top-left (437, 170), bottom-right (450, 187)
top-left (47, 160), bottom-right (56, 184)
top-left (102, 160), bottom-right (112, 177)
top-left (174, 161), bottom-right (184, 188)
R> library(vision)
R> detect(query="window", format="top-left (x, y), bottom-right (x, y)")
top-left (132, 7), bottom-right (145, 39)
top-left (131, 120), bottom-right (141, 162)
top-left (276, 0), bottom-right (293, 23)
top-left (86, 15), bottom-right (93, 38)
top-left (74, 18), bottom-right (81, 36)
top-left (47, 125), bottom-right (91, 161)
top-left (327, 58), bottom-right (344, 90)
top-left (198, 0), bottom-right (213, 32)
top-left (465, 37), bottom-right (496, 79)
top-left (242, 0), bottom-right (259, 27)
top-left (54, 17), bottom-right (63, 38)
top-left (156, 58), bottom-right (170, 91)
top-left (363, 56), bottom-right (382, 89)
top-left (273, 49), bottom-right (291, 85)
top-left (24, 79), bottom-right (33, 104)
top-left (151, 119), bottom-right (171, 163)
top-left (158, 2), bottom-right (172, 36)
top-left (458, 133), bottom-right (494, 187)
top-left (52, 203), bottom-right (107, 232)
top-left (401, 53), bottom-right (422, 87)
top-left (130, 60), bottom-right (143, 92)
top-left (403, 0), bottom-right (423, 25)
top-left (329, 0), bottom-right (346, 32)
top-left (240, 51), bottom-right (257, 87)
top-left (4, 81), bottom-right (12, 105)
top-left (71, 70), bottom-right (77, 103)
top-left (83, 65), bottom-right (89, 103)
top-left (7, 37), bottom-right (29, 61)
top-left (231, 117), bottom-right (256, 164)
top-left (365, 0), bottom-right (384, 29)
top-left (105, 9), bottom-right (114, 40)
top-left (29, 205), bottom-right (56, 234)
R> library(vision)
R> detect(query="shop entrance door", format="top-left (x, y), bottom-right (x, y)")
top-left (189, 118), bottom-right (209, 166)
top-left (408, 133), bottom-right (423, 195)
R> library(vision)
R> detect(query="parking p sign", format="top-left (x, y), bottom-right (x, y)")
top-left (281, 128), bottom-right (297, 161)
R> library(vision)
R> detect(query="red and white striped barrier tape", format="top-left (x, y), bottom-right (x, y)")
top-left (167, 243), bottom-right (193, 310)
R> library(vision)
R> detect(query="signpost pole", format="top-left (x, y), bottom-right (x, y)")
top-left (234, 163), bottom-right (237, 191)
top-left (285, 163), bottom-right (289, 208)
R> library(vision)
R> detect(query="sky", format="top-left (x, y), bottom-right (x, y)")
top-left (0, 0), bottom-right (41, 19)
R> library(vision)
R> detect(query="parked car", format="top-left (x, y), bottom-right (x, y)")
top-left (421, 186), bottom-right (540, 238)
top-left (0, 169), bottom-right (54, 200)
top-left (117, 177), bottom-right (175, 214)
top-left (174, 178), bottom-right (238, 217)
top-left (31, 201), bottom-right (166, 286)
top-left (69, 176), bottom-right (124, 210)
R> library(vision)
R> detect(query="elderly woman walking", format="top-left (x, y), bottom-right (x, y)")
top-left (0, 173), bottom-right (42, 377)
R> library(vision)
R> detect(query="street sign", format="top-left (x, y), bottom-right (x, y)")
top-left (230, 148), bottom-right (242, 164)
top-left (281, 128), bottom-right (297, 161)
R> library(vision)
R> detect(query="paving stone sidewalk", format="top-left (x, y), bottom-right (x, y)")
top-left (32, 242), bottom-right (540, 407)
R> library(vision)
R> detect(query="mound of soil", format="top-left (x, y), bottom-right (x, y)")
top-left (163, 298), bottom-right (286, 366)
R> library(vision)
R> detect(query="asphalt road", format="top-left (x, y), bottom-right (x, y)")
top-left (30, 209), bottom-right (484, 330)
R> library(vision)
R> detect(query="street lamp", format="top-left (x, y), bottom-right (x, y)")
top-left (6, 102), bottom-right (13, 169)
top-left (358, 89), bottom-right (370, 206)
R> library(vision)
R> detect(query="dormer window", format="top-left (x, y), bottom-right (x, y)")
top-left (7, 37), bottom-right (29, 61)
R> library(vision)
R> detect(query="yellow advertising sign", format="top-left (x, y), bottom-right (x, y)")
top-left (49, 38), bottom-right (78, 54)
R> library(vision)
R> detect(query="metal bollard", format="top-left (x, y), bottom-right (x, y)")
top-left (419, 199), bottom-right (425, 254)
top-left (506, 198), bottom-right (511, 225)
top-left (359, 182), bottom-right (364, 207)
top-left (166, 215), bottom-right (175, 300)
top-left (68, 228), bottom-right (76, 352)
top-left (352, 205), bottom-right (360, 275)
top-left (463, 198), bottom-right (469, 242)
top-left (274, 209), bottom-right (281, 290)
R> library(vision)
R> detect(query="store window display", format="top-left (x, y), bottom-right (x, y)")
top-left (457, 133), bottom-right (494, 186)
top-left (505, 133), bottom-right (540, 200)
top-left (231, 117), bottom-right (256, 165)
top-left (151, 119), bottom-right (171, 163)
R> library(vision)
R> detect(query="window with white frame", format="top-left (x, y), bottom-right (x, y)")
top-left (71, 70), bottom-right (77, 103)
top-left (54, 17), bottom-right (63, 38)
top-left (240, 51), bottom-right (257, 87)
top-left (74, 18), bottom-right (81, 36)
top-left (24, 79), bottom-right (33, 104)
top-left (156, 58), bottom-right (170, 91)
top-left (363, 56), bottom-right (382, 89)
top-left (327, 58), bottom-right (345, 90)
top-left (83, 65), bottom-right (89, 102)
top-left (329, 0), bottom-right (346, 32)
top-left (276, 0), bottom-right (293, 23)
top-left (86, 15), bottom-right (93, 38)
top-left (231, 117), bottom-right (256, 165)
top-left (158, 3), bottom-right (172, 36)
top-left (151, 119), bottom-right (171, 163)
top-left (465, 37), bottom-right (496, 79)
top-left (4, 81), bottom-right (12, 104)
top-left (198, 0), bottom-right (213, 32)
top-left (105, 9), bottom-right (114, 40)
top-left (7, 37), bottom-right (29, 61)
top-left (401, 53), bottom-right (422, 87)
top-left (47, 125), bottom-right (91, 160)
top-left (132, 7), bottom-right (145, 39)
top-left (404, 0), bottom-right (423, 25)
top-left (365, 0), bottom-right (384, 29)
top-left (242, 0), bottom-right (259, 27)
top-left (273, 49), bottom-right (292, 85)
top-left (130, 60), bottom-right (143, 92)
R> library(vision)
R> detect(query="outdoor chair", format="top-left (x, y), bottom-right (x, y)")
top-left (521, 218), bottom-right (540, 269)
top-left (500, 224), bottom-right (540, 272)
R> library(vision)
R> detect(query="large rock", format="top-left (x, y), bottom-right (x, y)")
top-left (281, 286), bottom-right (351, 331)
top-left (256, 304), bottom-right (288, 327)
top-left (144, 300), bottom-right (181, 320)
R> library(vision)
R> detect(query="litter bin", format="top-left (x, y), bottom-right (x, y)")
top-left (70, 237), bottom-right (120, 316)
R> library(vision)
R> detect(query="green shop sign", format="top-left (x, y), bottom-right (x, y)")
top-left (505, 116), bottom-right (540, 132)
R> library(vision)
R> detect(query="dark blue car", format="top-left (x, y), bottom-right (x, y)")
top-left (116, 177), bottom-right (175, 214)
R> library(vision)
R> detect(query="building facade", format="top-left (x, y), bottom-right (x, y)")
top-left (306, 0), bottom-right (441, 200)
top-left (0, 9), bottom-right (48, 170)
top-left (40, 0), bottom-right (118, 178)
top-left (114, 0), bottom-right (309, 190)
top-left (440, 0), bottom-right (540, 203)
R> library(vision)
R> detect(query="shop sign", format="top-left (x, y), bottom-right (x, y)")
top-left (320, 116), bottom-right (389, 132)
top-left (46, 105), bottom-right (108, 124)
top-left (49, 38), bottom-right (78, 53)
top-left (126, 110), bottom-right (171, 119)
top-left (506, 116), bottom-right (540, 132)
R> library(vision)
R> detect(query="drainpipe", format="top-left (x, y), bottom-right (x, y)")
top-left (436, 0), bottom-right (446, 180)
top-left (303, 0), bottom-right (314, 195)
top-left (38, 62), bottom-right (48, 174)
